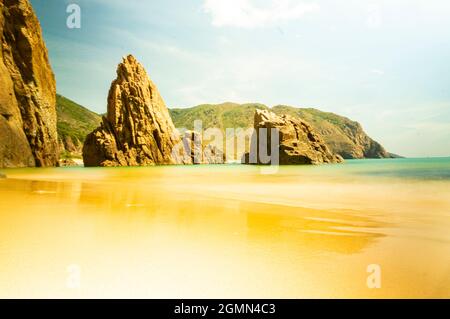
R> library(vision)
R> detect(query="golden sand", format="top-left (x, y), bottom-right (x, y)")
top-left (0, 165), bottom-right (449, 298)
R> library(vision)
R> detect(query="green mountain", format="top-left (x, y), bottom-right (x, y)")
top-left (55, 96), bottom-right (392, 160)
top-left (56, 94), bottom-right (101, 157)
top-left (170, 102), bottom-right (267, 132)
top-left (170, 102), bottom-right (392, 159)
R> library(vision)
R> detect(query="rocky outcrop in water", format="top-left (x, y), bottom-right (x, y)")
top-left (244, 109), bottom-right (343, 165)
top-left (171, 103), bottom-right (395, 159)
top-left (0, 0), bottom-right (58, 168)
top-left (83, 55), bottom-right (192, 167)
top-left (60, 135), bottom-right (82, 155)
top-left (268, 106), bottom-right (392, 159)
top-left (183, 130), bottom-right (224, 164)
top-left (59, 158), bottom-right (76, 167)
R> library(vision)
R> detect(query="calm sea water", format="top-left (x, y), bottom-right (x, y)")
top-left (0, 158), bottom-right (449, 298)
top-left (340, 157), bottom-right (450, 180)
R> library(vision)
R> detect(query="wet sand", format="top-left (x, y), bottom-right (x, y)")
top-left (0, 162), bottom-right (449, 298)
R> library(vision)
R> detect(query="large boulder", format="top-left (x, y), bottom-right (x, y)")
top-left (0, 0), bottom-right (58, 168)
top-left (244, 109), bottom-right (343, 165)
top-left (83, 55), bottom-right (191, 167)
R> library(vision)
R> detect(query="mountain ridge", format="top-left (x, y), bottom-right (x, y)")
top-left (56, 97), bottom-right (394, 160)
top-left (170, 102), bottom-right (392, 159)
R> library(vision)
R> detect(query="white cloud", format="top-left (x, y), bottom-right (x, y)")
top-left (203, 0), bottom-right (320, 28)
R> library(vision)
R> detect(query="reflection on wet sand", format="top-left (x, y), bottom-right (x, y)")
top-left (0, 165), bottom-right (449, 298)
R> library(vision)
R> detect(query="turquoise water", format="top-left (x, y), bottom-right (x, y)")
top-left (254, 157), bottom-right (450, 182)
top-left (341, 157), bottom-right (450, 181)
top-left (1, 157), bottom-right (450, 181)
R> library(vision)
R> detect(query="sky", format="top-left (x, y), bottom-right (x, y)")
top-left (30, 0), bottom-right (450, 157)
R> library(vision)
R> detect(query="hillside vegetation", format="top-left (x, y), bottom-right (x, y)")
top-left (56, 96), bottom-right (392, 160)
top-left (171, 103), bottom-right (391, 159)
top-left (56, 94), bottom-right (102, 157)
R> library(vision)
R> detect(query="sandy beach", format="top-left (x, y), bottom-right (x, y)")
top-left (1, 159), bottom-right (449, 298)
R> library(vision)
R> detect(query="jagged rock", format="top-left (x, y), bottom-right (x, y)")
top-left (183, 130), bottom-right (224, 164)
top-left (204, 144), bottom-right (225, 164)
top-left (243, 109), bottom-right (343, 165)
top-left (170, 104), bottom-right (395, 159)
top-left (59, 158), bottom-right (77, 167)
top-left (0, 0), bottom-right (58, 168)
top-left (83, 55), bottom-right (190, 167)
top-left (59, 135), bottom-right (82, 161)
top-left (58, 137), bottom-right (65, 153)
top-left (64, 135), bottom-right (75, 153)
top-left (328, 119), bottom-right (389, 159)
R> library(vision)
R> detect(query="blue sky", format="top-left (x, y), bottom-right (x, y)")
top-left (30, 0), bottom-right (450, 157)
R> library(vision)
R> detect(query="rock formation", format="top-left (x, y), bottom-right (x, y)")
top-left (0, 0), bottom-right (58, 168)
top-left (316, 116), bottom-right (389, 159)
top-left (244, 109), bottom-right (343, 165)
top-left (269, 106), bottom-right (392, 159)
top-left (183, 130), bottom-right (224, 164)
top-left (170, 103), bottom-right (395, 160)
top-left (349, 126), bottom-right (389, 159)
top-left (60, 135), bottom-right (82, 156)
top-left (59, 158), bottom-right (79, 167)
top-left (83, 55), bottom-right (192, 167)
